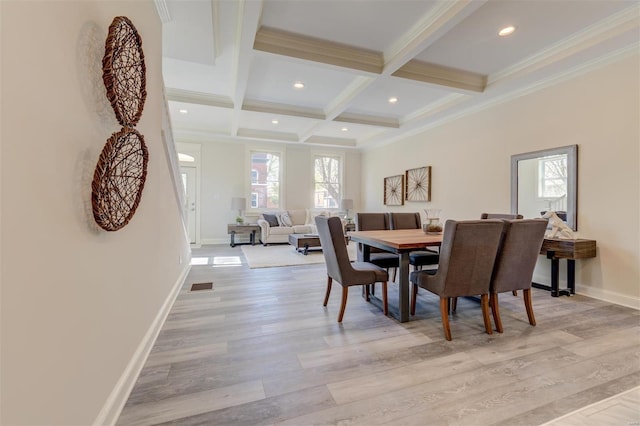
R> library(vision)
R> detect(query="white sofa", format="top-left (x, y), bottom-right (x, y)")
top-left (257, 209), bottom-right (316, 245)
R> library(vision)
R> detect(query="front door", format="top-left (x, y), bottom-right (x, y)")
top-left (180, 166), bottom-right (197, 244)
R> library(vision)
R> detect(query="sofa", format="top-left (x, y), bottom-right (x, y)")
top-left (257, 209), bottom-right (317, 245)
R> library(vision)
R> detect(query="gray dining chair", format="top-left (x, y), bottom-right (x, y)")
top-left (409, 219), bottom-right (505, 341)
top-left (481, 213), bottom-right (523, 219)
top-left (315, 216), bottom-right (389, 322)
top-left (490, 219), bottom-right (547, 333)
top-left (356, 213), bottom-right (399, 281)
top-left (480, 212), bottom-right (523, 298)
top-left (389, 212), bottom-right (439, 271)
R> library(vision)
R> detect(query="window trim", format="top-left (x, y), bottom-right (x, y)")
top-left (247, 148), bottom-right (283, 211)
top-left (312, 152), bottom-right (344, 210)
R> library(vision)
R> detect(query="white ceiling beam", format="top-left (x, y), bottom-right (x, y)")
top-left (333, 113), bottom-right (399, 129)
top-left (231, 0), bottom-right (263, 136)
top-left (254, 27), bottom-right (384, 74)
top-left (210, 0), bottom-right (220, 61)
top-left (166, 88), bottom-right (234, 109)
top-left (393, 61), bottom-right (486, 93)
top-left (242, 99), bottom-right (325, 120)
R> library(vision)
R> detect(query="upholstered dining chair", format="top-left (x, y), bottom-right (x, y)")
top-left (315, 216), bottom-right (389, 322)
top-left (490, 219), bottom-right (547, 333)
top-left (409, 220), bottom-right (505, 341)
top-left (389, 212), bottom-right (440, 271)
top-left (481, 213), bottom-right (523, 219)
top-left (480, 212), bottom-right (523, 297)
top-left (356, 213), bottom-right (399, 281)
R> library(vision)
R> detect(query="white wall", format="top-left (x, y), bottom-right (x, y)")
top-left (188, 139), bottom-right (361, 244)
top-left (362, 53), bottom-right (640, 308)
top-left (1, 2), bottom-right (191, 424)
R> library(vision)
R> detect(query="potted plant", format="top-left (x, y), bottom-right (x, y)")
top-left (235, 216), bottom-right (244, 224)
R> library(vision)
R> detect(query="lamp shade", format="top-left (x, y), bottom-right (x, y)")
top-left (341, 199), bottom-right (354, 210)
top-left (231, 197), bottom-right (246, 211)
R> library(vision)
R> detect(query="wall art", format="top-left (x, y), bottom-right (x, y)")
top-left (405, 166), bottom-right (431, 202)
top-left (384, 174), bottom-right (404, 206)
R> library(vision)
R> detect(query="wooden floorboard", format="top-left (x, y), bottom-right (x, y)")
top-left (117, 244), bottom-right (640, 425)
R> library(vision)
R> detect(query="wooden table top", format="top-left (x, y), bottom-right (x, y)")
top-left (348, 229), bottom-right (443, 251)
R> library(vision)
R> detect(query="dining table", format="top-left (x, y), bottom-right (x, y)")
top-left (348, 229), bottom-right (443, 322)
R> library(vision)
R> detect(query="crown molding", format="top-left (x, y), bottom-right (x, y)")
top-left (364, 43), bottom-right (639, 151)
top-left (253, 26), bottom-right (384, 74)
top-left (489, 4), bottom-right (640, 87)
top-left (165, 88), bottom-right (234, 109)
top-left (305, 136), bottom-right (357, 147)
top-left (237, 128), bottom-right (299, 142)
top-left (393, 60), bottom-right (487, 93)
top-left (154, 0), bottom-right (171, 23)
top-left (403, 93), bottom-right (469, 124)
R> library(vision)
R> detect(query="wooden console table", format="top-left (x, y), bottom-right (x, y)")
top-left (532, 238), bottom-right (596, 297)
top-left (227, 224), bottom-right (260, 247)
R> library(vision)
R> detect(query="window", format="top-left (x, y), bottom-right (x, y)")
top-left (538, 155), bottom-right (567, 198)
top-left (314, 155), bottom-right (341, 209)
top-left (250, 151), bottom-right (280, 209)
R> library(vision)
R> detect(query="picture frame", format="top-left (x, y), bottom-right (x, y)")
top-left (384, 175), bottom-right (404, 206)
top-left (405, 166), bottom-right (431, 202)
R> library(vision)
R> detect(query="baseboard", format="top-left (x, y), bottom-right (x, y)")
top-left (93, 263), bottom-right (191, 426)
top-left (576, 285), bottom-right (640, 310)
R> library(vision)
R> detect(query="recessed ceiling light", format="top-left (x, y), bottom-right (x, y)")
top-left (498, 26), bottom-right (516, 37)
top-left (271, 119), bottom-right (279, 124)
top-left (388, 97), bottom-right (398, 104)
top-left (293, 81), bottom-right (305, 89)
top-left (341, 127), bottom-right (349, 132)
top-left (179, 109), bottom-right (188, 114)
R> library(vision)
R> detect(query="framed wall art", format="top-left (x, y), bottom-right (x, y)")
top-left (405, 166), bottom-right (431, 202)
top-left (384, 174), bottom-right (404, 206)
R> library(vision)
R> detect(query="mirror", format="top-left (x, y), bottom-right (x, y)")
top-left (511, 145), bottom-right (578, 230)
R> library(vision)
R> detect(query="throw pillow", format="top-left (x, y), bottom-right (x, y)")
top-left (263, 213), bottom-right (279, 227)
top-left (280, 212), bottom-right (293, 227)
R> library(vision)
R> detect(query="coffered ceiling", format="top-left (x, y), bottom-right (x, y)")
top-left (158, 0), bottom-right (639, 149)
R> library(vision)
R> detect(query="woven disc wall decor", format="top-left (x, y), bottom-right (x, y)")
top-left (91, 127), bottom-right (149, 231)
top-left (102, 16), bottom-right (146, 126)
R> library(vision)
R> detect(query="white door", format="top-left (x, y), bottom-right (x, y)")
top-left (181, 166), bottom-right (197, 244)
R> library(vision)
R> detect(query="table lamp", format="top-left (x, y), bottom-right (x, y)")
top-left (231, 197), bottom-right (246, 224)
top-left (341, 199), bottom-right (354, 222)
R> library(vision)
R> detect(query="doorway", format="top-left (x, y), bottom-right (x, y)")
top-left (180, 166), bottom-right (197, 244)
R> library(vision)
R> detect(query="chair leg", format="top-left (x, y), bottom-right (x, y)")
top-left (440, 297), bottom-right (452, 341)
top-left (411, 283), bottom-right (418, 315)
top-left (481, 294), bottom-right (493, 335)
top-left (382, 282), bottom-right (388, 315)
top-left (512, 290), bottom-right (518, 296)
top-left (523, 289), bottom-right (536, 326)
top-left (451, 297), bottom-right (457, 313)
top-left (391, 268), bottom-right (397, 283)
top-left (337, 286), bottom-right (348, 322)
top-left (490, 293), bottom-right (503, 333)
top-left (323, 276), bottom-right (332, 306)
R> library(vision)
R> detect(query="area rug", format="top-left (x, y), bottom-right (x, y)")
top-left (241, 243), bottom-right (357, 269)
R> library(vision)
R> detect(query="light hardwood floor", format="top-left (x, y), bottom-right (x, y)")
top-left (118, 244), bottom-right (640, 425)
